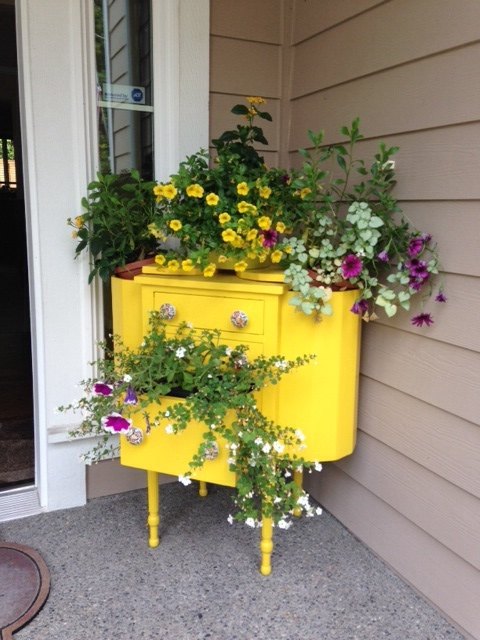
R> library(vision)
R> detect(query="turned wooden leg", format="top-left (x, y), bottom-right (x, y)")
top-left (147, 470), bottom-right (160, 548)
top-left (198, 480), bottom-right (208, 497)
top-left (260, 515), bottom-right (273, 576)
top-left (293, 469), bottom-right (303, 517)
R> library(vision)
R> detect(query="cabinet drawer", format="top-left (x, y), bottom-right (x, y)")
top-left (150, 290), bottom-right (265, 335)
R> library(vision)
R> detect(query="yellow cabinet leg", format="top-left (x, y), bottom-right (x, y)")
top-left (293, 469), bottom-right (303, 517)
top-left (147, 470), bottom-right (160, 548)
top-left (199, 481), bottom-right (208, 497)
top-left (260, 516), bottom-right (273, 576)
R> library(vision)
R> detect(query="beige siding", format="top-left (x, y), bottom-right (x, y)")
top-left (209, 0), bottom-right (288, 164)
top-left (287, 1), bottom-right (480, 638)
top-left (210, 1), bottom-right (479, 634)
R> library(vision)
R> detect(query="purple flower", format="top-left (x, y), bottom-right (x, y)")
top-left (350, 299), bottom-right (369, 316)
top-left (377, 250), bottom-right (389, 263)
top-left (93, 382), bottom-right (113, 396)
top-left (124, 386), bottom-right (138, 405)
top-left (435, 292), bottom-right (447, 303)
top-left (407, 237), bottom-right (425, 257)
top-left (411, 313), bottom-right (434, 327)
top-left (340, 254), bottom-right (363, 279)
top-left (261, 229), bottom-right (278, 248)
top-left (422, 233), bottom-right (432, 244)
top-left (406, 258), bottom-right (430, 290)
top-left (101, 413), bottom-right (132, 434)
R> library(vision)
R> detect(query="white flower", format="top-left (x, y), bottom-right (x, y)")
top-left (229, 442), bottom-right (238, 451)
top-left (178, 475), bottom-right (191, 486)
top-left (186, 322), bottom-right (193, 329)
top-left (123, 374), bottom-right (132, 383)
top-left (273, 496), bottom-right (282, 504)
top-left (277, 519), bottom-right (292, 530)
top-left (245, 491), bottom-right (254, 499)
top-left (262, 443), bottom-right (272, 454)
top-left (284, 470), bottom-right (291, 478)
top-left (297, 494), bottom-right (310, 508)
top-left (254, 437), bottom-right (263, 446)
top-left (245, 517), bottom-right (256, 528)
top-left (225, 347), bottom-right (232, 356)
top-left (314, 461), bottom-right (323, 472)
top-left (175, 347), bottom-right (186, 358)
top-left (165, 424), bottom-right (174, 434)
top-left (164, 410), bottom-right (170, 417)
top-left (210, 424), bottom-right (216, 430)
top-left (295, 429), bottom-right (305, 441)
top-left (227, 514), bottom-right (234, 525)
top-left (296, 465), bottom-right (303, 473)
top-left (274, 359), bottom-right (288, 370)
top-left (315, 507), bottom-right (323, 515)
top-left (273, 440), bottom-right (284, 453)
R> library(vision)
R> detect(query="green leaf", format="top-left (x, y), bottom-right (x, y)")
top-left (231, 104), bottom-right (249, 115)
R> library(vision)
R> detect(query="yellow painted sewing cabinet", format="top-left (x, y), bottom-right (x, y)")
top-left (112, 267), bottom-right (361, 574)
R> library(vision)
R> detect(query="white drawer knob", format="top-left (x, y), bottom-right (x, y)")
top-left (231, 310), bottom-right (248, 329)
top-left (159, 302), bottom-right (176, 320)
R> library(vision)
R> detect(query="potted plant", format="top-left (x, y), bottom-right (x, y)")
top-left (149, 97), bottom-right (302, 276)
top-left (68, 169), bottom-right (158, 283)
top-left (58, 312), bottom-right (321, 528)
top-left (282, 120), bottom-right (445, 325)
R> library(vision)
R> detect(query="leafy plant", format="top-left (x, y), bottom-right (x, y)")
top-left (283, 120), bottom-right (444, 325)
top-left (68, 169), bottom-right (157, 282)
top-left (58, 313), bottom-right (321, 527)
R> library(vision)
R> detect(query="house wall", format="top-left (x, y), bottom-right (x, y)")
top-left (284, 1), bottom-right (479, 638)
top-left (210, 0), bottom-right (479, 636)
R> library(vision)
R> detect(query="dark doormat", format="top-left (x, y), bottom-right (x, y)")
top-left (0, 543), bottom-right (50, 639)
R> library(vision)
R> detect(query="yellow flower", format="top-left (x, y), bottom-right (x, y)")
top-left (74, 215), bottom-right (84, 228)
top-left (275, 221), bottom-right (286, 233)
top-left (258, 216), bottom-right (272, 231)
top-left (169, 219), bottom-right (182, 232)
top-left (232, 236), bottom-right (245, 248)
top-left (153, 184), bottom-right (164, 200)
top-left (203, 263), bottom-right (216, 277)
top-left (234, 261), bottom-right (249, 273)
top-left (181, 259), bottom-right (195, 272)
top-left (155, 254), bottom-right (166, 266)
top-left (222, 228), bottom-right (238, 243)
top-left (148, 223), bottom-right (166, 241)
top-left (217, 255), bottom-right (228, 263)
top-left (258, 186), bottom-right (272, 199)
top-left (219, 212), bottom-right (231, 225)
top-left (247, 97), bottom-right (266, 105)
top-left (162, 183), bottom-right (178, 200)
top-left (186, 183), bottom-right (204, 198)
top-left (167, 259), bottom-right (180, 272)
top-left (246, 229), bottom-right (258, 242)
top-left (206, 192), bottom-right (220, 206)
top-left (284, 245), bottom-right (293, 254)
top-left (271, 250), bottom-right (284, 263)
top-left (300, 187), bottom-right (312, 200)
top-left (236, 182), bottom-right (249, 196)
top-left (237, 200), bottom-right (256, 214)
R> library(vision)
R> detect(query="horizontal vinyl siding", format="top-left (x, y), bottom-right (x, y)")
top-left (289, 1), bottom-right (480, 637)
top-left (209, 0), bottom-right (287, 164)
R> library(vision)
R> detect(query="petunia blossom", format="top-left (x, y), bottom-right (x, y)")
top-left (377, 250), bottom-right (389, 263)
top-left (350, 299), bottom-right (369, 316)
top-left (407, 237), bottom-right (425, 257)
top-left (435, 292), bottom-right (447, 303)
top-left (124, 386), bottom-right (138, 405)
top-left (260, 229), bottom-right (278, 248)
top-left (341, 254), bottom-right (363, 279)
top-left (101, 413), bottom-right (132, 434)
top-left (411, 313), bottom-right (434, 327)
top-left (93, 382), bottom-right (113, 396)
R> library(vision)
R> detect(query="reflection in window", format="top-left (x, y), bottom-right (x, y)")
top-left (94, 0), bottom-right (153, 178)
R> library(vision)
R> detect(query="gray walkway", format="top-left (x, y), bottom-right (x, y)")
top-left (1, 483), bottom-right (465, 640)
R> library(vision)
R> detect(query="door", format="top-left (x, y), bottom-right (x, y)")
top-left (0, 2), bottom-right (35, 492)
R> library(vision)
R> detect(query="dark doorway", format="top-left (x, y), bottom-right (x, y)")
top-left (0, 2), bottom-right (34, 489)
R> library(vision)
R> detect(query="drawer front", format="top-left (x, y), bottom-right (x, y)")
top-left (120, 398), bottom-right (236, 487)
top-left (150, 290), bottom-right (265, 335)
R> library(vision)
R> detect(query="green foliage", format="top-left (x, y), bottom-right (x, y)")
top-left (68, 170), bottom-right (157, 283)
top-left (58, 314), bottom-right (319, 526)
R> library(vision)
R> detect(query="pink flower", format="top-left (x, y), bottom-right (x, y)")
top-left (340, 254), bottom-right (363, 279)
top-left (93, 382), bottom-right (113, 396)
top-left (261, 229), bottom-right (278, 248)
top-left (101, 413), bottom-right (132, 434)
top-left (407, 237), bottom-right (424, 257)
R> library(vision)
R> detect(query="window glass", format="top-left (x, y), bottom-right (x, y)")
top-left (94, 0), bottom-right (153, 178)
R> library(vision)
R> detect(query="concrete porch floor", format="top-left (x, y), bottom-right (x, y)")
top-left (0, 482), bottom-right (465, 640)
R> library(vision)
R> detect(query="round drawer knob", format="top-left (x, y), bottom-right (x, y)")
top-left (231, 310), bottom-right (248, 329)
top-left (126, 427), bottom-right (144, 446)
top-left (159, 302), bottom-right (176, 320)
top-left (204, 442), bottom-right (219, 461)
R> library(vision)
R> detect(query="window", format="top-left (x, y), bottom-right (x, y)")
top-left (0, 138), bottom-right (17, 192)
top-left (94, 0), bottom-right (153, 178)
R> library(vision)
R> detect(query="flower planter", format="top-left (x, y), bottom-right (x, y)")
top-left (114, 257), bottom-right (156, 280)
